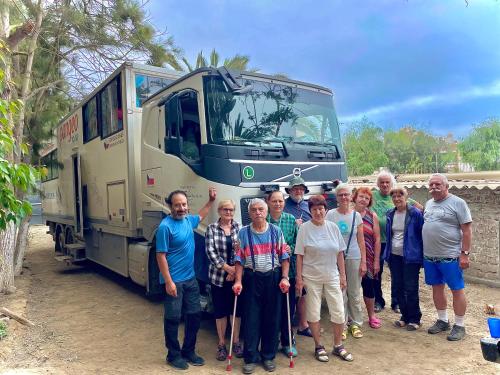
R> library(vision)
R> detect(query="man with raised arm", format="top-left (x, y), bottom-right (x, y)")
top-left (156, 187), bottom-right (216, 370)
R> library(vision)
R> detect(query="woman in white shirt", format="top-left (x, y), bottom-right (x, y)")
top-left (295, 195), bottom-right (353, 362)
top-left (326, 183), bottom-right (367, 340)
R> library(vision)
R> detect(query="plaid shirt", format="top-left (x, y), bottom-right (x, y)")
top-left (205, 219), bottom-right (240, 287)
top-left (267, 212), bottom-right (298, 278)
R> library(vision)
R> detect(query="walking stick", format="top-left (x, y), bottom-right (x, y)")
top-left (226, 294), bottom-right (238, 372)
top-left (286, 292), bottom-right (294, 368)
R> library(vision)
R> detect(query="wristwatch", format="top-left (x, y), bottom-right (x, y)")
top-left (461, 250), bottom-right (470, 256)
top-left (281, 276), bottom-right (289, 281)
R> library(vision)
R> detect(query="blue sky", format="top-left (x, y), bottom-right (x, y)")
top-left (147, 0), bottom-right (500, 139)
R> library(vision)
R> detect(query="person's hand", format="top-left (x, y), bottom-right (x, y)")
top-left (233, 281), bottom-right (243, 295)
top-left (279, 278), bottom-right (290, 293)
top-left (165, 281), bottom-right (177, 297)
top-left (233, 239), bottom-right (240, 253)
top-left (224, 264), bottom-right (236, 276)
top-left (295, 277), bottom-right (303, 296)
top-left (208, 187), bottom-right (217, 202)
top-left (284, 244), bottom-right (291, 255)
top-left (295, 218), bottom-right (303, 226)
top-left (226, 273), bottom-right (235, 282)
top-left (340, 275), bottom-right (347, 290)
top-left (373, 259), bottom-right (380, 276)
top-left (359, 261), bottom-right (367, 277)
top-left (459, 254), bottom-right (470, 270)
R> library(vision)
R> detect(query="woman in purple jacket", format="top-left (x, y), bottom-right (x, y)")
top-left (385, 186), bottom-right (424, 331)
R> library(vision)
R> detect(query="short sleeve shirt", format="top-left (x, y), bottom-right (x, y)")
top-left (325, 209), bottom-right (363, 260)
top-left (284, 198), bottom-right (312, 222)
top-left (156, 214), bottom-right (200, 283)
top-left (423, 194), bottom-right (472, 258)
top-left (295, 220), bottom-right (346, 282)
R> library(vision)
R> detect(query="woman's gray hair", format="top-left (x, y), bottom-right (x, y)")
top-left (248, 198), bottom-right (268, 212)
top-left (335, 183), bottom-right (352, 195)
top-left (376, 170), bottom-right (396, 188)
top-left (389, 186), bottom-right (408, 197)
top-left (428, 173), bottom-right (449, 187)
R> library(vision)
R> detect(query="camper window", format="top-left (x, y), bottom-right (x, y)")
top-left (83, 96), bottom-right (99, 143)
top-left (101, 77), bottom-right (123, 138)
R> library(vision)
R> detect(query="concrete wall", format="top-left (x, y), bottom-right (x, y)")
top-left (407, 186), bottom-right (500, 287)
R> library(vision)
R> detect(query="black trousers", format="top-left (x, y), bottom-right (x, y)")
top-left (163, 277), bottom-right (201, 360)
top-left (389, 255), bottom-right (422, 324)
top-left (242, 268), bottom-right (282, 364)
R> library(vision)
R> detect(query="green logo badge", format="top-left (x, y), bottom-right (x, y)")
top-left (243, 166), bottom-right (255, 180)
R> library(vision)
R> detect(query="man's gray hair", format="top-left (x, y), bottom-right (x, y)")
top-left (248, 198), bottom-right (268, 212)
top-left (376, 170), bottom-right (396, 188)
top-left (428, 173), bottom-right (449, 187)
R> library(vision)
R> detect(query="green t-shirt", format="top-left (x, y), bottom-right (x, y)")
top-left (371, 189), bottom-right (418, 243)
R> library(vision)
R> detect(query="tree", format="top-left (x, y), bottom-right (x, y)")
top-left (342, 118), bottom-right (389, 176)
top-left (0, 40), bottom-right (38, 293)
top-left (1, 0), bottom-right (179, 293)
top-left (459, 118), bottom-right (500, 171)
top-left (174, 48), bottom-right (255, 72)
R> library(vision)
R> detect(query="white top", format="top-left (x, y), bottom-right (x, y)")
top-left (325, 209), bottom-right (363, 259)
top-left (295, 220), bottom-right (346, 282)
top-left (391, 211), bottom-right (406, 256)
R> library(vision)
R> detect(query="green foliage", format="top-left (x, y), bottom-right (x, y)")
top-left (459, 118), bottom-right (500, 171)
top-left (0, 321), bottom-right (7, 340)
top-left (342, 118), bottom-right (389, 176)
top-left (342, 118), bottom-right (455, 176)
top-left (178, 48), bottom-right (256, 72)
top-left (0, 47), bottom-right (38, 230)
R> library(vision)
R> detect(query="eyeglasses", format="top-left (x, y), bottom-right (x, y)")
top-left (337, 193), bottom-right (351, 197)
top-left (221, 208), bottom-right (235, 212)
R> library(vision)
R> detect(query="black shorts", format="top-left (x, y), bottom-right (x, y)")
top-left (361, 276), bottom-right (376, 299)
top-left (211, 281), bottom-right (243, 319)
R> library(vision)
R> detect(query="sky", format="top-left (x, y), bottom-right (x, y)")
top-left (147, 0), bottom-right (500, 139)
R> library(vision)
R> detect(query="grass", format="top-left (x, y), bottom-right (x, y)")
top-left (0, 321), bottom-right (7, 340)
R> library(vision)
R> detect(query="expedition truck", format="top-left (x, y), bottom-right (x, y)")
top-left (41, 62), bottom-right (347, 299)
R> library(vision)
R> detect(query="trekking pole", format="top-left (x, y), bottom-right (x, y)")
top-left (286, 292), bottom-right (294, 368)
top-left (226, 294), bottom-right (238, 372)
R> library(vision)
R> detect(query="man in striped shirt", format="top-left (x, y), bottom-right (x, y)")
top-left (233, 198), bottom-right (290, 374)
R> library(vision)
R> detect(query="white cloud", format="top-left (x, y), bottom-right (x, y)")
top-left (340, 79), bottom-right (500, 123)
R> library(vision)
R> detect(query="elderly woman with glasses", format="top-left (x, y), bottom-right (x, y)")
top-left (385, 187), bottom-right (424, 331)
top-left (205, 200), bottom-right (243, 361)
top-left (326, 184), bottom-right (367, 340)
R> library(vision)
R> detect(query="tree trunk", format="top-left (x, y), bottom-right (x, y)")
top-left (14, 216), bottom-right (31, 276)
top-left (0, 222), bottom-right (17, 294)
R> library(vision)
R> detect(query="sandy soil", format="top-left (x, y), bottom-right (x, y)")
top-left (0, 226), bottom-right (499, 375)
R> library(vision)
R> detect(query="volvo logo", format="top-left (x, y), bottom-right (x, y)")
top-left (292, 168), bottom-right (302, 177)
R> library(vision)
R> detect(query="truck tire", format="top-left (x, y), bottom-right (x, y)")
top-left (146, 241), bottom-right (162, 298)
top-left (55, 225), bottom-right (64, 253)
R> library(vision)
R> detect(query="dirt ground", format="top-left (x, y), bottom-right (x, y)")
top-left (0, 226), bottom-right (499, 375)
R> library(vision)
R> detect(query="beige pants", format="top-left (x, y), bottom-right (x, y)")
top-left (303, 277), bottom-right (344, 324)
top-left (343, 258), bottom-right (364, 326)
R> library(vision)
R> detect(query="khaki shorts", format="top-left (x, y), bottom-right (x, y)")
top-left (303, 277), bottom-right (344, 324)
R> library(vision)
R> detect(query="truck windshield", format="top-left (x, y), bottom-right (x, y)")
top-left (203, 76), bottom-right (341, 147)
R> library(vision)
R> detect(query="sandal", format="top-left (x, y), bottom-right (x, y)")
top-left (297, 327), bottom-right (313, 337)
top-left (216, 344), bottom-right (227, 361)
top-left (406, 323), bottom-right (420, 331)
top-left (393, 320), bottom-right (407, 328)
top-left (349, 324), bottom-right (363, 338)
top-left (332, 345), bottom-right (353, 362)
top-left (314, 345), bottom-right (329, 362)
top-left (342, 329), bottom-right (347, 340)
top-left (369, 317), bottom-right (382, 329)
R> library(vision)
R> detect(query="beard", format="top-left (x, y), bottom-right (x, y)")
top-left (289, 194), bottom-right (303, 203)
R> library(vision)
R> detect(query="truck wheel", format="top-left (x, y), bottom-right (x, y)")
top-left (146, 241), bottom-right (162, 299)
top-left (65, 227), bottom-right (75, 247)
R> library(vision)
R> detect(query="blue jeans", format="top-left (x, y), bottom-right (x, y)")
top-left (242, 268), bottom-right (282, 364)
top-left (163, 277), bottom-right (201, 360)
top-left (389, 255), bottom-right (422, 324)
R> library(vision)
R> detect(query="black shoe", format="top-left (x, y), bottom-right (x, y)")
top-left (243, 363), bottom-right (256, 374)
top-left (167, 356), bottom-right (189, 370)
top-left (391, 305), bottom-right (400, 314)
top-left (262, 359), bottom-right (276, 372)
top-left (374, 303), bottom-right (384, 313)
top-left (182, 352), bottom-right (205, 366)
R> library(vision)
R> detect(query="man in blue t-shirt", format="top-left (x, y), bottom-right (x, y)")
top-left (156, 187), bottom-right (216, 370)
